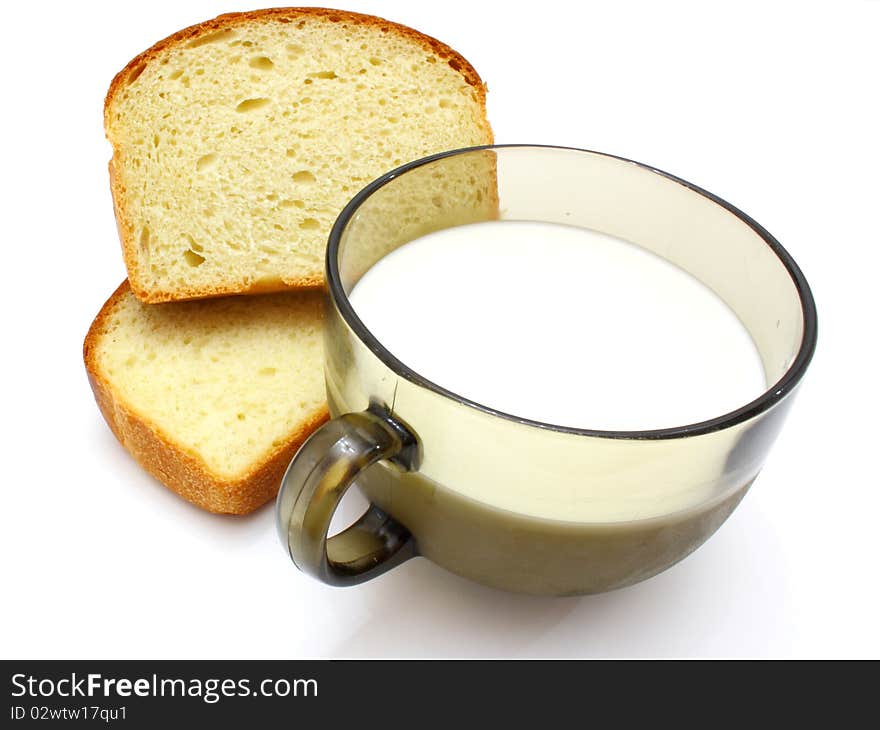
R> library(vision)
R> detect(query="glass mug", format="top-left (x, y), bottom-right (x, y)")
top-left (276, 145), bottom-right (816, 596)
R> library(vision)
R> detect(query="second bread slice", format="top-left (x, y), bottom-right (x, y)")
top-left (84, 282), bottom-right (328, 514)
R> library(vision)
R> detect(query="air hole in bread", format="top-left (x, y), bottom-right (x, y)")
top-left (236, 97), bottom-right (271, 113)
top-left (292, 170), bottom-right (316, 184)
top-left (139, 226), bottom-right (150, 257)
top-left (187, 30), bottom-right (236, 48)
top-left (369, 57), bottom-right (382, 66)
top-left (196, 153), bottom-right (218, 171)
top-left (439, 98), bottom-right (452, 109)
top-left (309, 70), bottom-right (338, 79)
top-left (169, 69), bottom-right (184, 80)
top-left (253, 274), bottom-right (284, 288)
top-left (249, 56), bottom-right (275, 70)
top-left (299, 218), bottom-right (320, 230)
top-left (127, 62), bottom-right (146, 85)
top-left (184, 249), bottom-right (206, 267)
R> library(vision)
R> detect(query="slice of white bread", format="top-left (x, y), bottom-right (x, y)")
top-left (84, 281), bottom-right (329, 514)
top-left (105, 7), bottom-right (494, 303)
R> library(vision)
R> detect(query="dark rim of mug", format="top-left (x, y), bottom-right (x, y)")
top-left (326, 144), bottom-right (818, 441)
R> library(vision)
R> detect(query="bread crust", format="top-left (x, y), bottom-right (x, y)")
top-left (83, 281), bottom-right (330, 514)
top-left (105, 7), bottom-right (493, 304)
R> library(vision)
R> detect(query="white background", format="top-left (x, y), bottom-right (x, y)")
top-left (2, 0), bottom-right (878, 658)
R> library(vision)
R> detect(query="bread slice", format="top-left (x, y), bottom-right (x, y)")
top-left (105, 8), bottom-right (494, 302)
top-left (84, 281), bottom-right (328, 514)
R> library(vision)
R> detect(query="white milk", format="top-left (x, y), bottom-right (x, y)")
top-left (349, 221), bottom-right (765, 432)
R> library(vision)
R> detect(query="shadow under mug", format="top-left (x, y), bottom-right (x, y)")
top-left (277, 145), bottom-right (816, 596)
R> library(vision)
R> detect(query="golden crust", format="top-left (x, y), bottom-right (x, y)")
top-left (83, 281), bottom-right (330, 514)
top-left (105, 7), bottom-right (494, 304)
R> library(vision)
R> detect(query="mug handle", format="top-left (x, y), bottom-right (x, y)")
top-left (276, 405), bottom-right (421, 586)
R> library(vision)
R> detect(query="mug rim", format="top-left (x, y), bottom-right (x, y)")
top-left (326, 144), bottom-right (817, 441)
